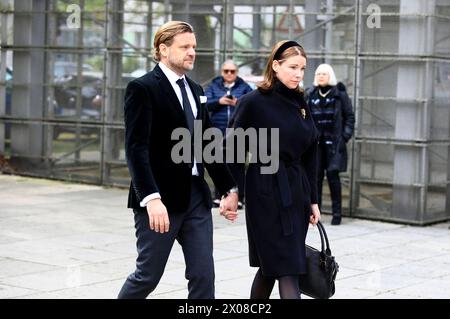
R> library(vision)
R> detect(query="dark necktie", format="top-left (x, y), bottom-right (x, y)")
top-left (176, 78), bottom-right (195, 134)
top-left (176, 78), bottom-right (195, 169)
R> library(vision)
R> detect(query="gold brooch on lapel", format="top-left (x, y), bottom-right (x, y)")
top-left (300, 108), bottom-right (306, 119)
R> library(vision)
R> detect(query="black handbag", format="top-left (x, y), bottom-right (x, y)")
top-left (298, 221), bottom-right (339, 299)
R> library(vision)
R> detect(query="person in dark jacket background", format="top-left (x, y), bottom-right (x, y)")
top-left (306, 63), bottom-right (355, 225)
top-left (204, 60), bottom-right (253, 208)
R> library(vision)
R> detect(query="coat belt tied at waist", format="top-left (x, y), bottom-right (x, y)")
top-left (276, 158), bottom-right (304, 236)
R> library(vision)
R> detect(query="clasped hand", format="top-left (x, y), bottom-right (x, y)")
top-left (219, 192), bottom-right (238, 222)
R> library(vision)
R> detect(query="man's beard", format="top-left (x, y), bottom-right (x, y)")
top-left (168, 56), bottom-right (194, 73)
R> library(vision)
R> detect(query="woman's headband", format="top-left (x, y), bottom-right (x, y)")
top-left (274, 40), bottom-right (303, 61)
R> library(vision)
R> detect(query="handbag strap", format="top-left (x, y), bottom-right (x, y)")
top-left (315, 221), bottom-right (326, 253)
top-left (317, 221), bottom-right (332, 255)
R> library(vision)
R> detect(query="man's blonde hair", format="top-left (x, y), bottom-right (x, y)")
top-left (153, 21), bottom-right (194, 61)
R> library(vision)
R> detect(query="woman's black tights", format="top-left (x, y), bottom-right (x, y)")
top-left (250, 268), bottom-right (301, 299)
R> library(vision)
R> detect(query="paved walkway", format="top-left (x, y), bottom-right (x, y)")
top-left (0, 174), bottom-right (449, 299)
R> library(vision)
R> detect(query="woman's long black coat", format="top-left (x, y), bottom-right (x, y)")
top-left (306, 83), bottom-right (355, 172)
top-left (228, 81), bottom-right (318, 277)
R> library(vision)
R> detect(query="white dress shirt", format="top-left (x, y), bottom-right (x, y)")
top-left (140, 62), bottom-right (199, 207)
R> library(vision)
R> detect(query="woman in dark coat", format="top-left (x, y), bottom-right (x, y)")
top-left (306, 64), bottom-right (355, 225)
top-left (226, 40), bottom-right (321, 299)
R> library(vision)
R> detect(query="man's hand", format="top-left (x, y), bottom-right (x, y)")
top-left (219, 192), bottom-right (238, 222)
top-left (146, 198), bottom-right (170, 233)
top-left (309, 204), bottom-right (321, 225)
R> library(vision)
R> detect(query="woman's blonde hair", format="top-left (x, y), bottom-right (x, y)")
top-left (313, 63), bottom-right (337, 86)
top-left (153, 21), bottom-right (194, 61)
top-left (257, 40), bottom-right (307, 93)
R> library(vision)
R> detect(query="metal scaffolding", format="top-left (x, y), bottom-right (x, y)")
top-left (0, 0), bottom-right (449, 224)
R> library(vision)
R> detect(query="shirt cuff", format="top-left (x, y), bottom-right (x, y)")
top-left (140, 192), bottom-right (161, 207)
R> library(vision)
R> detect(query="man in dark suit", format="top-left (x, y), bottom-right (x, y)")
top-left (118, 21), bottom-right (238, 299)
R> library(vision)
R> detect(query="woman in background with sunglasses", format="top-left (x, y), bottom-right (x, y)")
top-left (204, 60), bottom-right (253, 209)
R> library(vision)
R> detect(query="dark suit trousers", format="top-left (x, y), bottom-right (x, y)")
top-left (118, 177), bottom-right (214, 299)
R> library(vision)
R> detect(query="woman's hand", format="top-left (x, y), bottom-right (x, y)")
top-left (309, 204), bottom-right (321, 225)
top-left (219, 192), bottom-right (239, 222)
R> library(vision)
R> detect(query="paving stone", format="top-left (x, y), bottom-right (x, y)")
top-left (0, 284), bottom-right (39, 299)
top-left (0, 258), bottom-right (60, 279)
top-left (0, 268), bottom-right (113, 292)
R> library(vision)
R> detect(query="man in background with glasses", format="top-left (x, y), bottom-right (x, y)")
top-left (204, 60), bottom-right (253, 209)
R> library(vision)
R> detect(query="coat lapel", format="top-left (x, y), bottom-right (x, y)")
top-left (154, 64), bottom-right (203, 121)
top-left (154, 64), bottom-right (185, 120)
